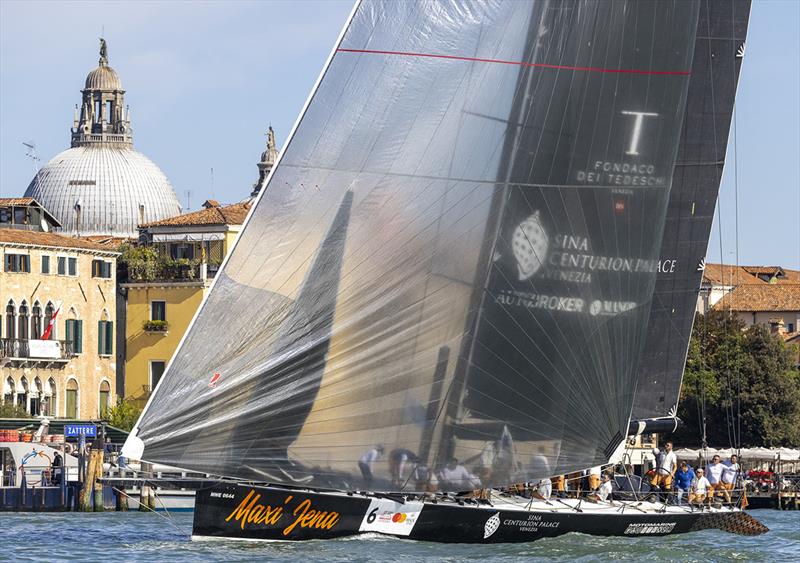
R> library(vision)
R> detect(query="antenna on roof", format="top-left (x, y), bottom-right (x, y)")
top-left (185, 189), bottom-right (192, 212)
top-left (23, 141), bottom-right (41, 170)
top-left (210, 167), bottom-right (215, 200)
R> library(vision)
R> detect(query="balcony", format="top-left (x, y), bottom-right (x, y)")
top-left (143, 320), bottom-right (169, 335)
top-left (0, 339), bottom-right (75, 367)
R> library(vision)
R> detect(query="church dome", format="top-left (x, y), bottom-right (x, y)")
top-left (85, 65), bottom-right (122, 91)
top-left (25, 146), bottom-right (181, 237)
top-left (22, 39), bottom-right (181, 237)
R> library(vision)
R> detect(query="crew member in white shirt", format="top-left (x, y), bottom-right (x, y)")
top-left (689, 468), bottom-right (711, 505)
top-left (720, 454), bottom-right (740, 504)
top-left (705, 454), bottom-right (725, 502)
top-left (358, 444), bottom-right (384, 489)
top-left (597, 473), bottom-right (614, 502)
top-left (652, 441), bottom-right (677, 492)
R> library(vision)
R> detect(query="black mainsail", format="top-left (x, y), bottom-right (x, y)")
top-left (124, 0), bottom-right (699, 490)
top-left (631, 0), bottom-right (751, 422)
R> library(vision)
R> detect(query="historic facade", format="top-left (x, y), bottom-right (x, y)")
top-left (24, 39), bottom-right (181, 237)
top-left (122, 129), bottom-right (275, 403)
top-left (1, 228), bottom-right (120, 419)
top-left (122, 200), bottom-right (250, 403)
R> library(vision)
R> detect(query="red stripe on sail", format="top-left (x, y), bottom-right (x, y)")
top-left (336, 48), bottom-right (691, 76)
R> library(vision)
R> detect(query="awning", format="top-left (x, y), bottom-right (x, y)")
top-left (152, 233), bottom-right (225, 242)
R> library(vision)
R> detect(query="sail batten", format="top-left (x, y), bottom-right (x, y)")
top-left (129, 0), bottom-right (701, 491)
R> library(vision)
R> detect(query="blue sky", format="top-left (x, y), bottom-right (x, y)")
top-left (1, 0), bottom-right (797, 269)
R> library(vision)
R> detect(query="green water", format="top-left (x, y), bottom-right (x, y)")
top-left (1, 510), bottom-right (797, 561)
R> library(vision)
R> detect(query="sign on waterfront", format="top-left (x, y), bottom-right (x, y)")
top-left (64, 424), bottom-right (97, 438)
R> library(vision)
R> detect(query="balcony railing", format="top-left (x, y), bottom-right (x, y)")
top-left (127, 262), bottom-right (217, 283)
top-left (0, 339), bottom-right (75, 362)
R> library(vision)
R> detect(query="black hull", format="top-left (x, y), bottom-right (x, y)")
top-left (192, 483), bottom-right (767, 543)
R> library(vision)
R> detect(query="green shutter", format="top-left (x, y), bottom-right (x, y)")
top-left (75, 320), bottom-right (83, 353)
top-left (106, 321), bottom-right (113, 355)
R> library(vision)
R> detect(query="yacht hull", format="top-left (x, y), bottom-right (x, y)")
top-left (191, 483), bottom-right (767, 543)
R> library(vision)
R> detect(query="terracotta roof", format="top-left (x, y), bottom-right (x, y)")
top-left (0, 197), bottom-right (36, 206)
top-left (140, 201), bottom-right (251, 228)
top-left (702, 263), bottom-right (764, 286)
top-left (743, 266), bottom-right (784, 276)
top-left (714, 284), bottom-right (800, 312)
top-left (0, 197), bottom-right (63, 228)
top-left (0, 228), bottom-right (119, 253)
top-left (702, 263), bottom-right (800, 286)
top-left (81, 235), bottom-right (135, 249)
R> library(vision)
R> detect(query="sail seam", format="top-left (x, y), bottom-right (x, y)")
top-left (336, 48), bottom-right (692, 75)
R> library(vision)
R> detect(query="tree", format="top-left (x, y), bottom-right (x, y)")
top-left (0, 402), bottom-right (32, 418)
top-left (675, 310), bottom-right (800, 448)
top-left (104, 397), bottom-right (143, 432)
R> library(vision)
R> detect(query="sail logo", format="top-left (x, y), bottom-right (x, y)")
top-left (484, 512), bottom-right (501, 539)
top-left (208, 372), bottom-right (221, 388)
top-left (225, 489), bottom-right (340, 535)
top-left (512, 211), bottom-right (549, 280)
top-left (621, 111), bottom-right (658, 156)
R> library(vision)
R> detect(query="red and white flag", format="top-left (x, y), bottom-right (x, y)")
top-left (40, 301), bottom-right (62, 340)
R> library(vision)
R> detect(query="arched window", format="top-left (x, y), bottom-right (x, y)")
top-left (3, 377), bottom-right (14, 405)
top-left (18, 376), bottom-right (29, 411)
top-left (45, 377), bottom-right (57, 417)
top-left (31, 302), bottom-right (42, 339)
top-left (17, 301), bottom-right (29, 340)
top-left (43, 302), bottom-right (56, 340)
top-left (65, 307), bottom-right (83, 354)
top-left (66, 378), bottom-right (79, 419)
top-left (98, 309), bottom-right (113, 356)
top-left (30, 377), bottom-right (42, 416)
top-left (99, 380), bottom-right (111, 417)
top-left (5, 300), bottom-right (16, 340)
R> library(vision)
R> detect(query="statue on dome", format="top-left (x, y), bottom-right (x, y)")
top-left (99, 38), bottom-right (108, 65)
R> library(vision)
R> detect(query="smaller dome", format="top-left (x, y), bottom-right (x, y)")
top-left (85, 64), bottom-right (122, 91)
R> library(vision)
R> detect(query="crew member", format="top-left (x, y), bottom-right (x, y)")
top-left (674, 461), bottom-right (695, 505)
top-left (388, 448), bottom-right (417, 489)
top-left (689, 468), bottom-right (711, 505)
top-left (721, 454), bottom-right (740, 504)
top-left (597, 473), bottom-right (614, 502)
top-left (651, 441), bottom-right (677, 497)
top-left (358, 444), bottom-right (384, 489)
top-left (439, 458), bottom-right (480, 491)
top-left (706, 455), bottom-right (725, 503)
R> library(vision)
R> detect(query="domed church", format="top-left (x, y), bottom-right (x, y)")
top-left (25, 39), bottom-right (181, 237)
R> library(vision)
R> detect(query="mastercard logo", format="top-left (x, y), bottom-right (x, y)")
top-left (391, 513), bottom-right (407, 523)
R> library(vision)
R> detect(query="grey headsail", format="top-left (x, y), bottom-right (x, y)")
top-left (126, 0), bottom-right (698, 491)
top-left (632, 0), bottom-right (751, 422)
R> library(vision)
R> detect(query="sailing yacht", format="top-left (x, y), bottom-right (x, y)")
top-left (122, 0), bottom-right (768, 542)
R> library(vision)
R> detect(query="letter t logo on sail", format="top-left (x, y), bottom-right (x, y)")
top-left (621, 111), bottom-right (658, 155)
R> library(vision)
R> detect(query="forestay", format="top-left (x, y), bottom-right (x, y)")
top-left (126, 0), bottom-right (699, 491)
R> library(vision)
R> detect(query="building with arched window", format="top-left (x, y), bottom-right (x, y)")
top-left (1, 229), bottom-right (119, 418)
